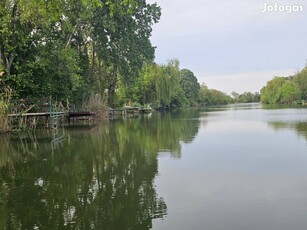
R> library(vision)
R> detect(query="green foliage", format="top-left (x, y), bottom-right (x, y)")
top-left (231, 91), bottom-right (240, 102)
top-left (179, 69), bottom-right (200, 105)
top-left (198, 84), bottom-right (232, 106)
top-left (117, 60), bottom-right (197, 108)
top-left (120, 60), bottom-right (233, 109)
top-left (294, 68), bottom-right (307, 100)
top-left (261, 76), bottom-right (302, 104)
top-left (171, 84), bottom-right (190, 107)
top-left (155, 60), bottom-right (180, 107)
top-left (1, 0), bottom-right (250, 109)
top-left (91, 0), bottom-right (161, 106)
top-left (236, 91), bottom-right (260, 103)
top-left (44, 47), bottom-right (82, 100)
top-left (0, 0), bottom-right (161, 108)
top-left (116, 62), bottom-right (156, 106)
top-left (261, 77), bottom-right (286, 104)
top-left (279, 81), bottom-right (301, 104)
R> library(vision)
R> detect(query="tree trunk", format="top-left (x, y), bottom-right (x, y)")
top-left (0, 49), bottom-right (14, 76)
top-left (108, 66), bottom-right (118, 107)
top-left (5, 53), bottom-right (14, 76)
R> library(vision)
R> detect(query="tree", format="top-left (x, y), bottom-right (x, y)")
top-left (198, 84), bottom-right (212, 105)
top-left (0, 0), bottom-right (91, 99)
top-left (91, 0), bottom-right (161, 106)
top-left (198, 84), bottom-right (231, 106)
top-left (237, 91), bottom-right (260, 103)
top-left (155, 59), bottom-right (180, 108)
top-left (279, 81), bottom-right (301, 104)
top-left (261, 76), bottom-right (301, 104)
top-left (179, 69), bottom-right (200, 105)
top-left (231, 91), bottom-right (239, 102)
top-left (294, 68), bottom-right (307, 100)
top-left (0, 0), bottom-right (161, 107)
top-left (260, 77), bottom-right (287, 104)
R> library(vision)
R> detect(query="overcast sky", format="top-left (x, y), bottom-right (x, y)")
top-left (148, 0), bottom-right (307, 94)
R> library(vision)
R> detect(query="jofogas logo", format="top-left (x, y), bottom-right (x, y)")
top-left (262, 2), bottom-right (304, 13)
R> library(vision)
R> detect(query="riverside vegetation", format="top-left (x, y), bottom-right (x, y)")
top-left (0, 1), bottom-right (256, 109)
top-left (1, 0), bottom-right (305, 133)
top-left (0, 0), bottom-right (246, 132)
top-left (260, 68), bottom-right (307, 104)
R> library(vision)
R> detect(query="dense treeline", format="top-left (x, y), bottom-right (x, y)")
top-left (117, 60), bottom-right (201, 108)
top-left (0, 0), bottom-right (161, 107)
top-left (199, 84), bottom-right (233, 106)
top-left (117, 60), bottom-right (236, 108)
top-left (231, 91), bottom-right (260, 103)
top-left (260, 68), bottom-right (307, 104)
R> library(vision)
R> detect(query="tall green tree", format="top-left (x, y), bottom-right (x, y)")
top-left (179, 69), bottom-right (200, 105)
top-left (260, 77), bottom-right (287, 104)
top-left (279, 81), bottom-right (301, 104)
top-left (231, 91), bottom-right (239, 102)
top-left (92, 0), bottom-right (161, 106)
top-left (155, 60), bottom-right (180, 108)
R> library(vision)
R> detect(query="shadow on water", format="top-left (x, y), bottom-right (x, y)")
top-left (0, 111), bottom-right (201, 230)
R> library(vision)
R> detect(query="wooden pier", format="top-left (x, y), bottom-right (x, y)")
top-left (7, 96), bottom-right (153, 129)
top-left (8, 112), bottom-right (64, 118)
top-left (8, 111), bottom-right (98, 128)
top-left (108, 106), bottom-right (152, 119)
top-left (67, 111), bottom-right (96, 124)
top-left (8, 111), bottom-right (65, 129)
top-left (139, 108), bottom-right (152, 114)
top-left (68, 112), bottom-right (96, 118)
top-left (7, 97), bottom-right (66, 129)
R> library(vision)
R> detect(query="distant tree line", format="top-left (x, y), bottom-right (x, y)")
top-left (199, 84), bottom-right (233, 106)
top-left (116, 60), bottom-right (200, 108)
top-left (231, 91), bottom-right (260, 103)
top-left (117, 60), bottom-right (241, 108)
top-left (260, 68), bottom-right (307, 104)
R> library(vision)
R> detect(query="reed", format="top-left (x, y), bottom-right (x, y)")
top-left (86, 93), bottom-right (109, 119)
top-left (0, 86), bottom-right (12, 133)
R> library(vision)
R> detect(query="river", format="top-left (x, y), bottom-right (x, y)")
top-left (0, 103), bottom-right (307, 229)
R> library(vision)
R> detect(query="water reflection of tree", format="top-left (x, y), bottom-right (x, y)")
top-left (169, 109), bottom-right (202, 144)
top-left (0, 132), bottom-right (53, 170)
top-left (268, 121), bottom-right (307, 141)
top-left (0, 111), bottom-right (201, 229)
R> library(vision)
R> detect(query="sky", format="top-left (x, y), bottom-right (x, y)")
top-left (148, 0), bottom-right (307, 94)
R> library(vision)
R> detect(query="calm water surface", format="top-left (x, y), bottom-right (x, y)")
top-left (1, 104), bottom-right (307, 229)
